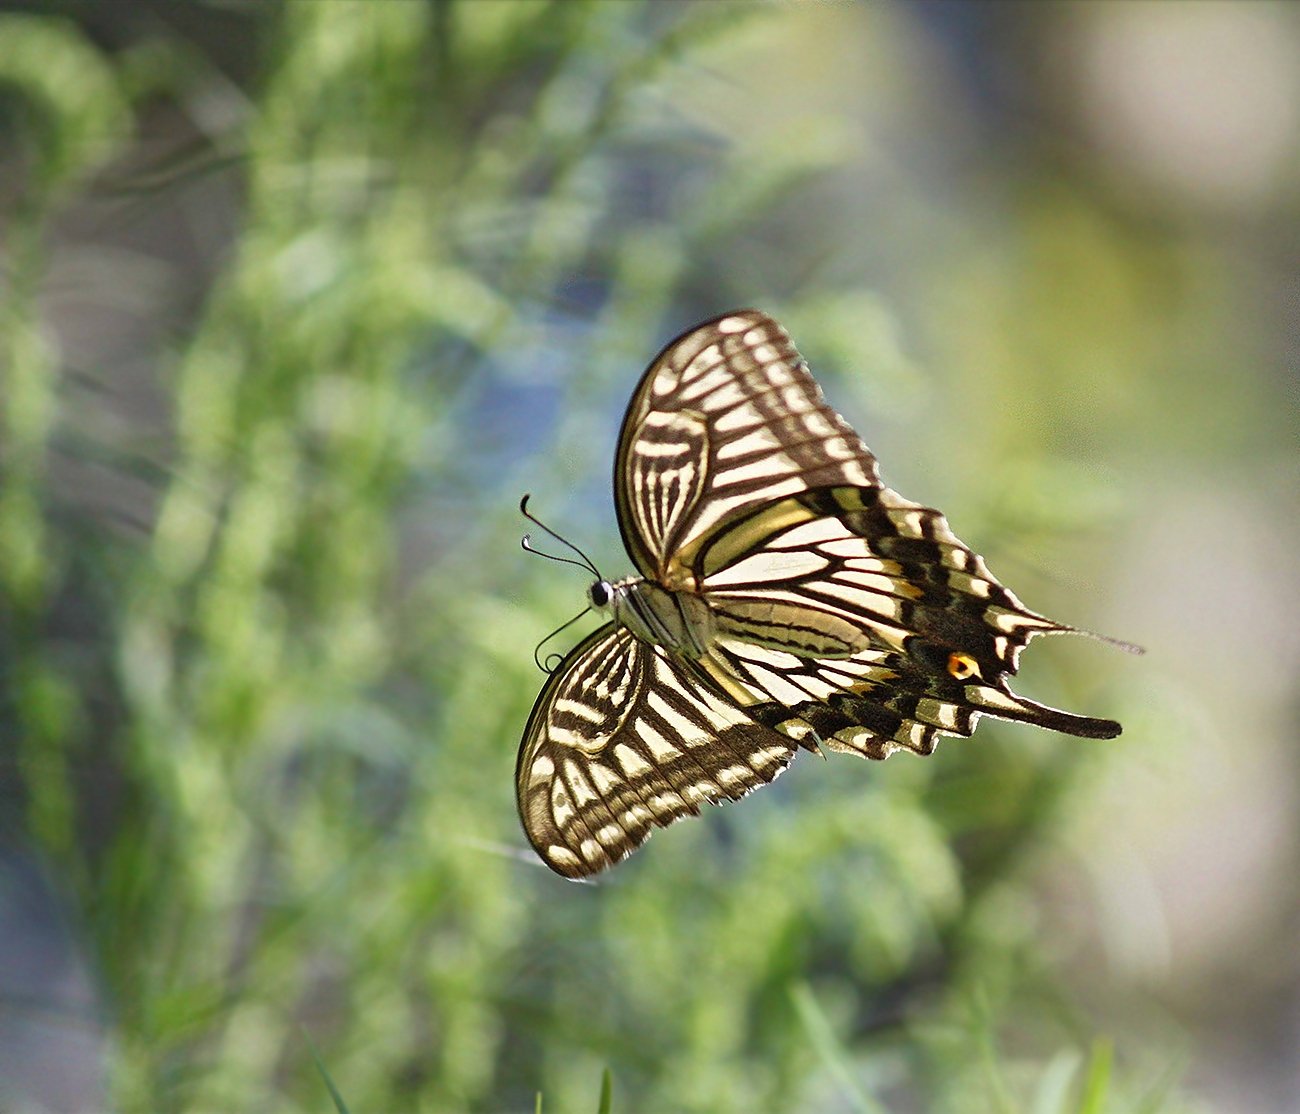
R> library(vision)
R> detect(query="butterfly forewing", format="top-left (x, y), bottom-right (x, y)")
top-left (517, 626), bottom-right (797, 879)
top-left (615, 310), bottom-right (881, 580)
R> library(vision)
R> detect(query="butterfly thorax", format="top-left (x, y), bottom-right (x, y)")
top-left (590, 576), bottom-right (715, 660)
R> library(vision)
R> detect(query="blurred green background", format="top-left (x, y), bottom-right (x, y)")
top-left (0, 2), bottom-right (1296, 1112)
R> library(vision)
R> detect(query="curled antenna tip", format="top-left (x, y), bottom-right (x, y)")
top-left (516, 495), bottom-right (602, 578)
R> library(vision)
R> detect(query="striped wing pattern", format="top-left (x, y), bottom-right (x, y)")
top-left (615, 310), bottom-right (880, 581)
top-left (517, 626), bottom-right (796, 879)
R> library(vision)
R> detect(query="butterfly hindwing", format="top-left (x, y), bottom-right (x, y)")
top-left (517, 625), bottom-right (797, 879)
top-left (689, 482), bottom-right (1121, 752)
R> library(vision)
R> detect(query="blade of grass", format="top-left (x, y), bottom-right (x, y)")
top-left (969, 987), bottom-right (1017, 1114)
top-left (1031, 1050), bottom-right (1081, 1114)
top-left (790, 981), bottom-right (889, 1114)
top-left (1132, 1051), bottom-right (1189, 1114)
top-left (302, 1027), bottom-right (352, 1114)
top-left (1075, 1039), bottom-right (1112, 1114)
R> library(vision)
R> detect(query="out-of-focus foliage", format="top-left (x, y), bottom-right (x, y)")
top-left (1, 2), bottom-right (1295, 1113)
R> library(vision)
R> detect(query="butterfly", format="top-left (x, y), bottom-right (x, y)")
top-left (517, 310), bottom-right (1131, 879)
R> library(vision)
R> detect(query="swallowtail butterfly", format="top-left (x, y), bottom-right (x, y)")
top-left (518, 310), bottom-right (1128, 879)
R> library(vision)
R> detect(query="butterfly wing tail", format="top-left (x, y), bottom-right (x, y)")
top-left (967, 683), bottom-right (1122, 739)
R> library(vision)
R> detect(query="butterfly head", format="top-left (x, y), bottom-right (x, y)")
top-left (588, 580), bottom-right (614, 611)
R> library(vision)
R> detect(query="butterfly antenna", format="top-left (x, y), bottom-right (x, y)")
top-left (519, 494), bottom-right (602, 578)
top-left (532, 605), bottom-right (592, 674)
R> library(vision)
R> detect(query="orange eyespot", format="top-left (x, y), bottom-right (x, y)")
top-left (946, 652), bottom-right (978, 680)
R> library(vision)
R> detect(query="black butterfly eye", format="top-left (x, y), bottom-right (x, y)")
top-left (589, 581), bottom-right (610, 608)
